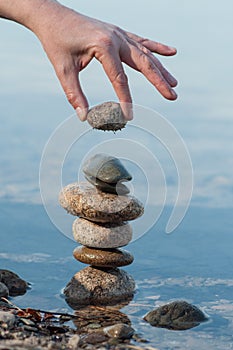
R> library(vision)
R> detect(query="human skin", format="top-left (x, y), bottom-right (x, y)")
top-left (0, 0), bottom-right (178, 120)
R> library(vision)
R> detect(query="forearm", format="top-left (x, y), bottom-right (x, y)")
top-left (0, 0), bottom-right (62, 32)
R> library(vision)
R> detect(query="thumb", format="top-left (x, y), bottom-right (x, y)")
top-left (56, 65), bottom-right (89, 121)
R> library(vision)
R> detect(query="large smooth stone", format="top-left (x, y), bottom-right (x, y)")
top-left (59, 182), bottom-right (144, 223)
top-left (73, 218), bottom-right (132, 248)
top-left (87, 102), bottom-right (127, 131)
top-left (144, 300), bottom-right (208, 330)
top-left (73, 246), bottom-right (134, 267)
top-left (64, 266), bottom-right (135, 307)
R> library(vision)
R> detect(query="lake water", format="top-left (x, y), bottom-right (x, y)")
top-left (0, 1), bottom-right (233, 349)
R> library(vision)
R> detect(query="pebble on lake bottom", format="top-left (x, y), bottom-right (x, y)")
top-left (87, 101), bottom-right (127, 131)
top-left (64, 266), bottom-right (135, 307)
top-left (73, 246), bottom-right (134, 267)
top-left (59, 182), bottom-right (144, 223)
top-left (72, 218), bottom-right (133, 248)
top-left (144, 300), bottom-right (208, 330)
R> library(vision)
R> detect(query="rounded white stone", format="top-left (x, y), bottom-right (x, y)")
top-left (73, 218), bottom-right (132, 248)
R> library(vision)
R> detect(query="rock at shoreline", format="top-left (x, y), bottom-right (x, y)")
top-left (73, 218), bottom-right (132, 248)
top-left (64, 266), bottom-right (135, 307)
top-left (0, 282), bottom-right (9, 298)
top-left (87, 102), bottom-right (127, 131)
top-left (73, 246), bottom-right (134, 267)
top-left (59, 182), bottom-right (144, 223)
top-left (144, 300), bottom-right (208, 330)
top-left (0, 270), bottom-right (28, 297)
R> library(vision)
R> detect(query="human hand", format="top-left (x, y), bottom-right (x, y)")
top-left (31, 1), bottom-right (178, 120)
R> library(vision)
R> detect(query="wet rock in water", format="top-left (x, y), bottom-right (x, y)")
top-left (87, 102), bottom-right (127, 131)
top-left (73, 218), bottom-right (132, 248)
top-left (0, 270), bottom-right (28, 296)
top-left (103, 323), bottom-right (134, 339)
top-left (73, 246), bottom-right (134, 267)
top-left (83, 153), bottom-right (132, 194)
top-left (0, 311), bottom-right (16, 329)
top-left (59, 182), bottom-right (144, 223)
top-left (0, 282), bottom-right (9, 298)
top-left (64, 266), bottom-right (135, 307)
top-left (144, 300), bottom-right (208, 330)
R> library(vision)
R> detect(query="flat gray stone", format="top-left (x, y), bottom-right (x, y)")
top-left (73, 218), bottom-right (132, 248)
top-left (87, 102), bottom-right (127, 131)
top-left (73, 246), bottom-right (134, 267)
top-left (59, 182), bottom-right (144, 223)
top-left (83, 153), bottom-right (132, 184)
top-left (64, 266), bottom-right (135, 307)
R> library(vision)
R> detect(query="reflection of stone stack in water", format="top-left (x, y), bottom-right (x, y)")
top-left (59, 154), bottom-right (144, 307)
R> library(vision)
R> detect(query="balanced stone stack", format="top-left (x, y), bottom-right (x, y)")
top-left (60, 153), bottom-right (144, 307)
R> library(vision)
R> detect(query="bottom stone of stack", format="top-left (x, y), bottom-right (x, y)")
top-left (64, 266), bottom-right (135, 308)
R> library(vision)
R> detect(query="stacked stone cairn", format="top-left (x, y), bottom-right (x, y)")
top-left (59, 153), bottom-right (144, 308)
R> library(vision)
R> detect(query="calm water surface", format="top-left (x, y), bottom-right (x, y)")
top-left (0, 1), bottom-right (233, 349)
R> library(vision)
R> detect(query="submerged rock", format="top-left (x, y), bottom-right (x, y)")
top-left (73, 246), bottom-right (134, 267)
top-left (0, 270), bottom-right (28, 297)
top-left (144, 300), bottom-right (208, 330)
top-left (83, 153), bottom-right (132, 194)
top-left (73, 218), bottom-right (132, 248)
top-left (72, 306), bottom-right (131, 330)
top-left (64, 266), bottom-right (135, 307)
top-left (59, 182), bottom-right (144, 223)
top-left (87, 102), bottom-right (127, 131)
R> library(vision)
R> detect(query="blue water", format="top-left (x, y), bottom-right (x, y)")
top-left (1, 1), bottom-right (233, 348)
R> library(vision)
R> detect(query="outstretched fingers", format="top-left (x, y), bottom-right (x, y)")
top-left (120, 41), bottom-right (177, 100)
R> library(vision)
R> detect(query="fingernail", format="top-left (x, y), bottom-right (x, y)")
top-left (168, 46), bottom-right (177, 51)
top-left (76, 107), bottom-right (88, 121)
top-left (120, 102), bottom-right (133, 121)
top-left (171, 90), bottom-right (177, 99)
